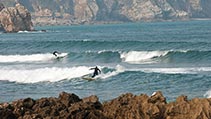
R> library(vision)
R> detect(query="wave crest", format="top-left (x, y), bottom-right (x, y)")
top-left (0, 65), bottom-right (123, 83)
top-left (0, 53), bottom-right (68, 63)
top-left (0, 66), bottom-right (91, 83)
top-left (120, 51), bottom-right (168, 64)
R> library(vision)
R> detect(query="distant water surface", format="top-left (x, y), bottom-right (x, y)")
top-left (1, 20), bottom-right (211, 102)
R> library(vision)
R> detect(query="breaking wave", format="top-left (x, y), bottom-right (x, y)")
top-left (0, 65), bottom-right (123, 83)
top-left (120, 51), bottom-right (168, 64)
top-left (120, 50), bottom-right (211, 64)
top-left (1, 50), bottom-right (211, 64)
top-left (0, 53), bottom-right (68, 63)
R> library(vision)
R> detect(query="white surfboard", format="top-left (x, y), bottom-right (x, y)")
top-left (55, 53), bottom-right (68, 59)
top-left (81, 74), bottom-right (95, 81)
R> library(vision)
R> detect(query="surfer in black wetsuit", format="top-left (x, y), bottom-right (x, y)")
top-left (53, 51), bottom-right (59, 57)
top-left (90, 66), bottom-right (101, 78)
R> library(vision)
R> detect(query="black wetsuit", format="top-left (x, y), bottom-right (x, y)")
top-left (53, 51), bottom-right (58, 57)
top-left (91, 67), bottom-right (101, 78)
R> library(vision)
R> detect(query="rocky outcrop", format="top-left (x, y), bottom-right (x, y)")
top-left (0, 3), bottom-right (4, 11)
top-left (0, 3), bottom-right (5, 31)
top-left (1, 91), bottom-right (211, 119)
top-left (73, 0), bottom-right (99, 24)
top-left (0, 3), bottom-right (33, 32)
top-left (0, 92), bottom-right (106, 119)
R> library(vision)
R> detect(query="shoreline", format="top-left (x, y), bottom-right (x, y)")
top-left (1, 91), bottom-right (211, 119)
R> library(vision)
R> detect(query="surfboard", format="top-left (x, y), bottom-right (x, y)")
top-left (81, 74), bottom-right (95, 81)
top-left (55, 53), bottom-right (68, 59)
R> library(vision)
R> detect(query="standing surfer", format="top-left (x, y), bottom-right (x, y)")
top-left (90, 66), bottom-right (101, 78)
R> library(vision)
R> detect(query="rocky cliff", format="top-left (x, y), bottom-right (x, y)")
top-left (0, 3), bottom-right (33, 32)
top-left (1, 91), bottom-right (211, 119)
top-left (1, 0), bottom-right (210, 26)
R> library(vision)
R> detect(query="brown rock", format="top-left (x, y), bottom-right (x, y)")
top-left (32, 97), bottom-right (62, 118)
top-left (83, 95), bottom-right (99, 103)
top-left (0, 3), bottom-right (33, 32)
top-left (9, 98), bottom-right (34, 118)
top-left (82, 95), bottom-right (102, 110)
top-left (0, 109), bottom-right (17, 119)
top-left (103, 93), bottom-right (142, 119)
top-left (0, 3), bottom-right (4, 11)
top-left (148, 91), bottom-right (167, 104)
top-left (1, 91), bottom-right (211, 119)
top-left (103, 92), bottom-right (165, 119)
top-left (22, 98), bottom-right (35, 109)
top-left (176, 95), bottom-right (188, 103)
top-left (68, 102), bottom-right (106, 119)
top-left (0, 3), bottom-right (5, 31)
top-left (58, 91), bottom-right (82, 107)
top-left (0, 103), bottom-right (16, 119)
top-left (165, 97), bottom-right (211, 119)
top-left (67, 95), bottom-right (105, 119)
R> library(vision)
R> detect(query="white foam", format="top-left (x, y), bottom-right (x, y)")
top-left (0, 64), bottom-right (127, 83)
top-left (99, 65), bottom-right (125, 79)
top-left (0, 66), bottom-right (92, 83)
top-left (120, 51), bottom-right (168, 64)
top-left (82, 39), bottom-right (92, 41)
top-left (141, 68), bottom-right (193, 74)
top-left (97, 50), bottom-right (117, 54)
top-left (204, 90), bottom-right (211, 98)
top-left (18, 30), bottom-right (43, 34)
top-left (0, 53), bottom-right (68, 63)
top-left (135, 67), bottom-right (211, 74)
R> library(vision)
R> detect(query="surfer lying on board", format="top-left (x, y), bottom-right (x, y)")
top-left (90, 66), bottom-right (101, 78)
top-left (53, 51), bottom-right (68, 59)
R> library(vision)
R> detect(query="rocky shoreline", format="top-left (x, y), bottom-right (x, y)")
top-left (1, 91), bottom-right (211, 119)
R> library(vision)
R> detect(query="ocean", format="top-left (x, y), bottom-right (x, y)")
top-left (1, 20), bottom-right (211, 103)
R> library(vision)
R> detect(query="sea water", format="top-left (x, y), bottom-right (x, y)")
top-left (1, 20), bottom-right (211, 102)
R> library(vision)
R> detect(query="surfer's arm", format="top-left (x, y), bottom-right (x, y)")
top-left (98, 69), bottom-right (101, 74)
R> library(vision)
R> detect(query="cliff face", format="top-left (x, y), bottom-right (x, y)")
top-left (0, 3), bottom-right (33, 32)
top-left (1, 0), bottom-right (211, 26)
top-left (199, 0), bottom-right (211, 18)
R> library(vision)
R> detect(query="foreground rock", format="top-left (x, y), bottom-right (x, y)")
top-left (0, 91), bottom-right (211, 119)
top-left (0, 3), bottom-right (33, 32)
